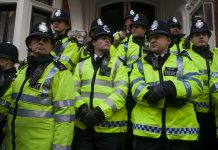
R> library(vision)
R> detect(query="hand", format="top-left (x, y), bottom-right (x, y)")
top-left (80, 107), bottom-right (105, 127)
top-left (76, 104), bottom-right (89, 119)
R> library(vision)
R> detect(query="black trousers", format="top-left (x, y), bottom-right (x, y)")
top-left (196, 112), bottom-right (217, 150)
top-left (133, 136), bottom-right (198, 150)
top-left (72, 127), bottom-right (125, 150)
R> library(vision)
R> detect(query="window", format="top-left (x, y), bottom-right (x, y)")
top-left (0, 4), bottom-right (16, 43)
top-left (31, 7), bottom-right (51, 30)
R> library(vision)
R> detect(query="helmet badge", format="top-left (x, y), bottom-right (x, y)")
top-left (97, 19), bottom-right (104, 26)
top-left (151, 20), bottom-right (158, 31)
top-left (195, 20), bottom-right (204, 29)
top-left (130, 10), bottom-right (135, 16)
top-left (133, 14), bottom-right (139, 21)
top-left (103, 25), bottom-right (110, 33)
top-left (55, 9), bottom-right (61, 17)
top-left (172, 17), bottom-right (178, 23)
top-left (38, 22), bottom-right (48, 33)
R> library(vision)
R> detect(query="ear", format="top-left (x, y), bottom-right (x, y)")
top-left (168, 37), bottom-right (171, 44)
top-left (65, 24), bottom-right (70, 30)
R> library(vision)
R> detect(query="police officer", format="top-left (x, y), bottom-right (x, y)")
top-left (117, 13), bottom-right (149, 73)
top-left (210, 48), bottom-right (218, 147)
top-left (113, 9), bottom-right (136, 47)
top-left (4, 22), bottom-right (75, 150)
top-left (0, 43), bottom-right (18, 146)
top-left (51, 9), bottom-right (79, 73)
top-left (167, 17), bottom-right (189, 54)
top-left (73, 25), bottom-right (128, 150)
top-left (130, 20), bottom-right (202, 150)
top-left (78, 18), bottom-right (117, 62)
top-left (187, 19), bottom-right (217, 149)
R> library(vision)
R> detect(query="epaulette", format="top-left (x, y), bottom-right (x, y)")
top-left (53, 61), bottom-right (67, 71)
top-left (179, 50), bottom-right (192, 61)
top-left (68, 36), bottom-right (78, 44)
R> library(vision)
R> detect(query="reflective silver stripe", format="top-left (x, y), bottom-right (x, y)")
top-left (12, 93), bottom-right (52, 106)
top-left (9, 108), bottom-right (54, 118)
top-left (210, 83), bottom-right (218, 93)
top-left (170, 51), bottom-right (178, 55)
top-left (53, 144), bottom-right (71, 150)
top-left (42, 66), bottom-right (59, 94)
top-left (131, 78), bottom-right (144, 88)
top-left (133, 83), bottom-right (146, 99)
top-left (74, 96), bottom-right (81, 101)
top-left (119, 56), bottom-right (125, 61)
top-left (127, 55), bottom-right (138, 61)
top-left (53, 100), bottom-right (74, 108)
top-left (177, 56), bottom-right (183, 80)
top-left (112, 59), bottom-right (122, 80)
top-left (105, 98), bottom-right (117, 113)
top-left (74, 81), bottom-right (80, 87)
top-left (60, 56), bottom-right (74, 68)
top-left (183, 72), bottom-right (200, 79)
top-left (79, 61), bottom-right (85, 78)
top-left (199, 69), bottom-right (208, 75)
top-left (114, 88), bottom-right (127, 100)
top-left (183, 81), bottom-right (191, 98)
top-left (127, 64), bottom-right (133, 70)
top-left (0, 99), bottom-right (11, 108)
top-left (55, 114), bottom-right (75, 122)
top-left (137, 59), bottom-right (144, 76)
top-left (113, 80), bottom-right (128, 88)
top-left (81, 92), bottom-right (108, 99)
top-left (211, 72), bottom-right (218, 78)
top-left (82, 79), bottom-right (111, 87)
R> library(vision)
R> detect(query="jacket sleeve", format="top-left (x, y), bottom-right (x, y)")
top-left (59, 41), bottom-right (79, 72)
top-left (170, 56), bottom-right (203, 99)
top-left (210, 48), bottom-right (218, 101)
top-left (130, 59), bottom-right (150, 105)
top-left (51, 69), bottom-right (75, 150)
top-left (97, 59), bottom-right (129, 119)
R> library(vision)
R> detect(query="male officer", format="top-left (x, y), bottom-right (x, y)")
top-left (4, 22), bottom-right (75, 150)
top-left (187, 19), bottom-right (217, 150)
top-left (167, 17), bottom-right (189, 54)
top-left (73, 25), bottom-right (128, 150)
top-left (130, 20), bottom-right (202, 150)
top-left (51, 9), bottom-right (79, 73)
top-left (0, 43), bottom-right (18, 146)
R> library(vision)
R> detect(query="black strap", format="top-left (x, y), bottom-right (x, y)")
top-left (53, 61), bottom-right (67, 71)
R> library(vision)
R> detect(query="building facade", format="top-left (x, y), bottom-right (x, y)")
top-left (0, 0), bottom-right (216, 60)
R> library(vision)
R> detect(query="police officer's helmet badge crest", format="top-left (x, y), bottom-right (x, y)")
top-left (97, 19), bottom-right (103, 26)
top-left (38, 22), bottom-right (48, 33)
top-left (130, 10), bottom-right (135, 16)
top-left (103, 25), bottom-right (110, 33)
top-left (172, 17), bottom-right (178, 23)
top-left (151, 20), bottom-right (158, 31)
top-left (55, 9), bottom-right (61, 17)
top-left (195, 20), bottom-right (204, 29)
top-left (133, 14), bottom-right (139, 21)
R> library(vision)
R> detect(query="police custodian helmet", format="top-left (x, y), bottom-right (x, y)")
top-left (131, 14), bottom-right (149, 29)
top-left (190, 19), bottom-right (211, 37)
top-left (147, 20), bottom-right (173, 47)
top-left (25, 22), bottom-right (54, 47)
top-left (167, 17), bottom-right (182, 29)
top-left (51, 9), bottom-right (70, 25)
top-left (0, 43), bottom-right (19, 62)
top-left (91, 25), bottom-right (114, 43)
top-left (89, 18), bottom-right (104, 38)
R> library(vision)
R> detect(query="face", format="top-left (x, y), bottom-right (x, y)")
top-left (149, 34), bottom-right (171, 55)
top-left (191, 32), bottom-right (209, 46)
top-left (169, 25), bottom-right (181, 37)
top-left (92, 35), bottom-right (111, 55)
top-left (0, 57), bottom-right (12, 70)
top-left (52, 20), bottom-right (69, 34)
top-left (131, 24), bottom-right (147, 37)
top-left (125, 18), bottom-right (132, 31)
top-left (28, 36), bottom-right (53, 56)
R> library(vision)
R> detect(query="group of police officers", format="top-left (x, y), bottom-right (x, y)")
top-left (0, 8), bottom-right (218, 150)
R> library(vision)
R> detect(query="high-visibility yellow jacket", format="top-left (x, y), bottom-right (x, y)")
top-left (51, 37), bottom-right (79, 73)
top-left (116, 35), bottom-right (149, 72)
top-left (130, 53), bottom-right (202, 141)
top-left (74, 56), bottom-right (129, 133)
top-left (5, 62), bottom-right (75, 150)
top-left (187, 48), bottom-right (218, 113)
top-left (210, 48), bottom-right (218, 137)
